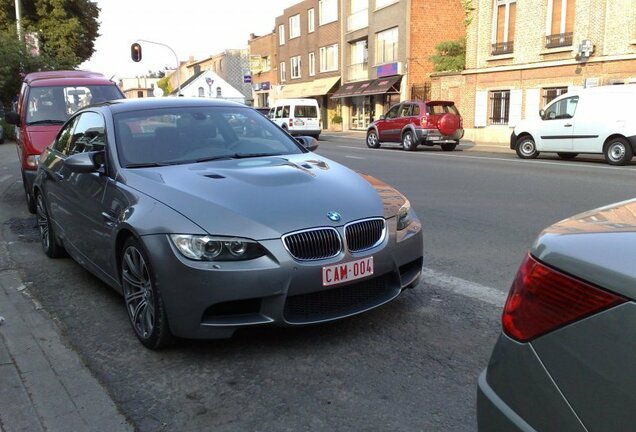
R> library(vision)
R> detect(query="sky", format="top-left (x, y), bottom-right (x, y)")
top-left (80, 0), bottom-right (301, 79)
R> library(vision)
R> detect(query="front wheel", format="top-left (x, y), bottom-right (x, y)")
top-left (604, 138), bottom-right (633, 166)
top-left (366, 130), bottom-right (381, 148)
top-left (402, 131), bottom-right (417, 151)
top-left (121, 237), bottom-right (174, 349)
top-left (515, 137), bottom-right (539, 159)
top-left (23, 172), bottom-right (36, 214)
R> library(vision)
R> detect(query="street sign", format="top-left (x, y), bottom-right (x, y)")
top-left (244, 75), bottom-right (252, 83)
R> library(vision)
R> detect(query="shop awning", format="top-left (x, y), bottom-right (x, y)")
top-left (331, 75), bottom-right (402, 99)
top-left (275, 76), bottom-right (340, 98)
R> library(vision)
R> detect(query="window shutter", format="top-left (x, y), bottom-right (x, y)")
top-left (474, 91), bottom-right (488, 128)
top-left (496, 5), bottom-right (506, 43)
top-left (565, 0), bottom-right (576, 33)
top-left (508, 89), bottom-right (523, 126)
top-left (508, 2), bottom-right (516, 42)
top-left (551, 0), bottom-right (562, 35)
top-left (525, 88), bottom-right (541, 120)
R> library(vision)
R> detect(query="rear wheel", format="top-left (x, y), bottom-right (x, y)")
top-left (604, 137), bottom-right (632, 166)
top-left (366, 130), bottom-right (380, 148)
top-left (401, 131), bottom-right (417, 151)
top-left (441, 142), bottom-right (457, 151)
top-left (35, 192), bottom-right (65, 258)
top-left (121, 237), bottom-right (174, 349)
top-left (515, 136), bottom-right (539, 159)
top-left (557, 152), bottom-right (578, 160)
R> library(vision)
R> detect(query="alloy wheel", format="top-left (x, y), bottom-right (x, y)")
top-left (36, 194), bottom-right (50, 251)
top-left (122, 246), bottom-right (155, 339)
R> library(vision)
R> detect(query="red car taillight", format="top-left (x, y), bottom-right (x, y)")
top-left (502, 254), bottom-right (626, 343)
top-left (289, 119), bottom-right (293, 127)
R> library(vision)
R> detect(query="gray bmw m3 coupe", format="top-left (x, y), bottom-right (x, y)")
top-left (33, 98), bottom-right (423, 349)
top-left (478, 199), bottom-right (636, 431)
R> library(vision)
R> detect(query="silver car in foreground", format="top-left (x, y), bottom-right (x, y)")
top-left (33, 98), bottom-right (423, 349)
top-left (478, 198), bottom-right (636, 430)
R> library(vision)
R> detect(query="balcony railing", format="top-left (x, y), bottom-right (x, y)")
top-left (545, 32), bottom-right (573, 48)
top-left (491, 41), bottom-right (514, 55)
top-left (348, 62), bottom-right (369, 81)
top-left (347, 9), bottom-right (368, 32)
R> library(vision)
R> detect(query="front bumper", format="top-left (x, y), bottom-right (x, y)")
top-left (141, 217), bottom-right (423, 339)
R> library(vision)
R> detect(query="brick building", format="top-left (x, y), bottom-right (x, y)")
top-left (248, 32), bottom-right (277, 108)
top-left (432, 0), bottom-right (636, 145)
top-left (331, 0), bottom-right (465, 131)
top-left (274, 0), bottom-right (342, 130)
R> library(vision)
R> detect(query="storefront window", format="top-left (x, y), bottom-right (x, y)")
top-left (350, 96), bottom-right (374, 130)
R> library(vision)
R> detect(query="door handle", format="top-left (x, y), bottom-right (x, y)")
top-left (101, 211), bottom-right (117, 225)
top-left (564, 124), bottom-right (573, 127)
top-left (52, 172), bottom-right (65, 181)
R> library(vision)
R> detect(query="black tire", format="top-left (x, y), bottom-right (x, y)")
top-left (312, 134), bottom-right (320, 140)
top-left (23, 172), bottom-right (36, 214)
top-left (401, 130), bottom-right (417, 151)
top-left (515, 136), bottom-right (539, 159)
top-left (604, 137), bottom-right (633, 166)
top-left (557, 152), bottom-right (579, 160)
top-left (366, 129), bottom-right (381, 148)
top-left (441, 143), bottom-right (457, 151)
top-left (35, 192), bottom-right (65, 258)
top-left (121, 237), bottom-right (174, 349)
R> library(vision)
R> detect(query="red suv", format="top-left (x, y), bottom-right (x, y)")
top-left (5, 70), bottom-right (124, 212)
top-left (366, 100), bottom-right (464, 151)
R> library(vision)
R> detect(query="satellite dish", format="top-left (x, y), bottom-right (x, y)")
top-left (153, 87), bottom-right (164, 97)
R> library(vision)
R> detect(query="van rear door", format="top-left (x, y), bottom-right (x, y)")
top-left (292, 105), bottom-right (319, 131)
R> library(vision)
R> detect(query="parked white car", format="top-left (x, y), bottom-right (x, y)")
top-left (269, 98), bottom-right (321, 139)
top-left (510, 85), bottom-right (636, 165)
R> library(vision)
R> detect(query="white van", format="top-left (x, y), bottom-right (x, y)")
top-left (270, 98), bottom-right (321, 139)
top-left (511, 85), bottom-right (636, 165)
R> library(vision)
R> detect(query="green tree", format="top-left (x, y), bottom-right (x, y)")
top-left (157, 76), bottom-right (172, 96)
top-left (0, 0), bottom-right (100, 104)
top-left (429, 39), bottom-right (466, 72)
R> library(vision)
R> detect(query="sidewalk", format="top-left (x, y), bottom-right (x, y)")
top-left (0, 234), bottom-right (132, 431)
top-left (321, 130), bottom-right (511, 154)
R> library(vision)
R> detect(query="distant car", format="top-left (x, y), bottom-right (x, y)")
top-left (270, 98), bottom-right (321, 139)
top-left (366, 100), bottom-right (464, 151)
top-left (33, 98), bottom-right (423, 349)
top-left (511, 84), bottom-right (636, 165)
top-left (478, 198), bottom-right (636, 430)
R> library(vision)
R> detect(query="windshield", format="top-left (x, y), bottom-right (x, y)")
top-left (26, 85), bottom-right (122, 125)
top-left (114, 106), bottom-right (305, 167)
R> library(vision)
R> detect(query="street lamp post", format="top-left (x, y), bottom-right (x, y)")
top-left (135, 39), bottom-right (181, 96)
top-left (14, 0), bottom-right (22, 41)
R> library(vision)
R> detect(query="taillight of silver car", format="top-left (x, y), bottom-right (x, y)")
top-left (502, 254), bottom-right (626, 343)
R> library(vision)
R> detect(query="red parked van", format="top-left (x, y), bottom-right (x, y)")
top-left (4, 71), bottom-right (124, 212)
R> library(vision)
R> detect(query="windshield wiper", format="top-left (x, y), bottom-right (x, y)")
top-left (27, 120), bottom-right (66, 125)
top-left (193, 155), bottom-right (235, 163)
top-left (125, 162), bottom-right (177, 168)
top-left (230, 152), bottom-right (283, 159)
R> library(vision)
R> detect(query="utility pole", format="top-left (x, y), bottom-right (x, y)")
top-left (14, 0), bottom-right (23, 41)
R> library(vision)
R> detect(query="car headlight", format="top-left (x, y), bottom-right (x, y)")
top-left (169, 235), bottom-right (266, 261)
top-left (397, 199), bottom-right (414, 231)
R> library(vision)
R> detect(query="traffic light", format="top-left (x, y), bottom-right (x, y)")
top-left (131, 43), bottom-right (142, 62)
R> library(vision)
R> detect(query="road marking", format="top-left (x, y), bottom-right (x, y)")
top-left (421, 267), bottom-right (506, 307)
top-left (344, 155), bottom-right (364, 160)
top-left (332, 146), bottom-right (636, 172)
top-left (0, 175), bottom-right (12, 183)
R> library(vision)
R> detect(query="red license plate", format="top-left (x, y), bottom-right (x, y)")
top-left (322, 257), bottom-right (374, 287)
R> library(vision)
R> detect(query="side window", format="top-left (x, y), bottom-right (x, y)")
top-left (411, 104), bottom-right (420, 116)
top-left (68, 112), bottom-right (106, 155)
top-left (385, 104), bottom-right (400, 119)
top-left (53, 116), bottom-right (80, 155)
top-left (399, 104), bottom-right (411, 117)
top-left (544, 96), bottom-right (579, 120)
top-left (282, 105), bottom-right (290, 118)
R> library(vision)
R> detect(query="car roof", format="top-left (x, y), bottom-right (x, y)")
top-left (90, 97), bottom-right (249, 114)
top-left (24, 70), bottom-right (109, 85)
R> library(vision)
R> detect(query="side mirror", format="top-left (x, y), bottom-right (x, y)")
top-left (539, 109), bottom-right (545, 119)
top-left (63, 151), bottom-right (102, 173)
top-left (379, 115), bottom-right (385, 120)
top-left (5, 112), bottom-right (20, 126)
top-left (295, 136), bottom-right (319, 152)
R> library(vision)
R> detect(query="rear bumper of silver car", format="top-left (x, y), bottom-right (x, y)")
top-left (141, 219), bottom-right (423, 339)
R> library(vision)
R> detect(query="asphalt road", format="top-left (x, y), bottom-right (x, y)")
top-left (2, 135), bottom-right (636, 431)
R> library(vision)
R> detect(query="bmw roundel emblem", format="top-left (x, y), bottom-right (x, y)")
top-left (327, 211), bottom-right (341, 222)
